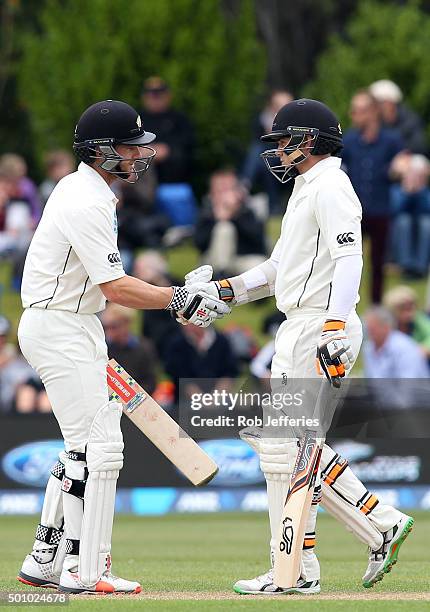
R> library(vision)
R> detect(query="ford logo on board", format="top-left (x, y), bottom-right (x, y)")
top-left (2, 440), bottom-right (64, 487)
top-left (199, 439), bottom-right (263, 486)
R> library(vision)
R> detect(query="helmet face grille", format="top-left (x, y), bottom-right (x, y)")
top-left (73, 142), bottom-right (156, 183)
top-left (260, 131), bottom-right (317, 184)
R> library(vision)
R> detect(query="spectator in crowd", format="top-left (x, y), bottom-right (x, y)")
top-left (13, 377), bottom-right (51, 414)
top-left (390, 153), bottom-right (430, 277)
top-left (364, 305), bottom-right (429, 378)
top-left (140, 77), bottom-right (196, 227)
top-left (164, 322), bottom-right (239, 403)
top-left (39, 150), bottom-right (75, 206)
top-left (101, 302), bottom-right (157, 394)
top-left (383, 285), bottom-right (430, 360)
top-left (194, 168), bottom-right (267, 277)
top-left (342, 89), bottom-right (404, 302)
top-left (133, 251), bottom-right (181, 357)
top-left (0, 153), bottom-right (41, 224)
top-left (241, 89), bottom-right (293, 213)
top-left (0, 164), bottom-right (34, 288)
top-left (364, 305), bottom-right (429, 412)
top-left (0, 316), bottom-right (44, 412)
top-left (115, 169), bottom-right (170, 273)
top-left (369, 80), bottom-right (427, 154)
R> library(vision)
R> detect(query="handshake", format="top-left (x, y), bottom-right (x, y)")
top-left (167, 265), bottom-right (235, 328)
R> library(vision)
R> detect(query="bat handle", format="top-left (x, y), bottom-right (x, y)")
top-left (332, 375), bottom-right (341, 389)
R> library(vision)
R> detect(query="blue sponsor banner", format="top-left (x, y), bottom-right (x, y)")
top-left (2, 440), bottom-right (64, 488)
top-left (0, 485), bottom-right (429, 516)
top-left (199, 439), bottom-right (263, 486)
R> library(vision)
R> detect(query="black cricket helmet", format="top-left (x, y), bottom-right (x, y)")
top-left (73, 100), bottom-right (156, 183)
top-left (260, 98), bottom-right (343, 183)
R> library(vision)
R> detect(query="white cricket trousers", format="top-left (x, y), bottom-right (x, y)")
top-left (18, 308), bottom-right (110, 453)
top-left (271, 307), bottom-right (363, 378)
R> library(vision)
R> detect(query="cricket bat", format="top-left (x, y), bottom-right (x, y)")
top-left (273, 380), bottom-right (331, 589)
top-left (106, 359), bottom-right (218, 486)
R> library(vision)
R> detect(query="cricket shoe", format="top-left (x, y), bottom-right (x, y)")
top-left (233, 569), bottom-right (320, 595)
top-left (362, 513), bottom-right (414, 588)
top-left (59, 557), bottom-right (141, 595)
top-left (17, 553), bottom-right (60, 589)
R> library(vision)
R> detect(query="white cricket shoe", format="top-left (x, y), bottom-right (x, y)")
top-left (17, 554), bottom-right (60, 589)
top-left (362, 513), bottom-right (414, 588)
top-left (233, 569), bottom-right (320, 595)
top-left (59, 556), bottom-right (141, 595)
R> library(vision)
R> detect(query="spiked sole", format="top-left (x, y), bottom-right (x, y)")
top-left (233, 583), bottom-right (320, 596)
top-left (363, 517), bottom-right (414, 588)
top-left (233, 586), bottom-right (285, 595)
top-left (58, 584), bottom-right (142, 595)
top-left (17, 573), bottom-right (59, 589)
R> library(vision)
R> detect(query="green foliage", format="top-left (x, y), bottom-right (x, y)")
top-left (18, 0), bottom-right (265, 179)
top-left (304, 0), bottom-right (430, 128)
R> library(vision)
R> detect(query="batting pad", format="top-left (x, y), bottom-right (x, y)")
top-left (79, 470), bottom-right (119, 585)
top-left (79, 401), bottom-right (123, 586)
top-left (40, 452), bottom-right (66, 530)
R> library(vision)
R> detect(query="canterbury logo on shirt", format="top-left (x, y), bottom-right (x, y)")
top-left (336, 232), bottom-right (355, 245)
top-left (108, 252), bottom-right (122, 264)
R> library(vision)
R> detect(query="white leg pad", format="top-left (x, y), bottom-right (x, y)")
top-left (79, 401), bottom-right (123, 586)
top-left (320, 444), bottom-right (385, 549)
top-left (40, 452), bottom-right (66, 528)
top-left (32, 452), bottom-right (67, 566)
top-left (301, 486), bottom-right (321, 581)
top-left (62, 456), bottom-right (86, 568)
top-left (321, 482), bottom-right (383, 550)
top-left (259, 440), bottom-right (298, 565)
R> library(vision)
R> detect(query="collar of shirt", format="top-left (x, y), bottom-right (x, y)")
top-left (77, 162), bottom-right (118, 204)
top-left (299, 156), bottom-right (342, 184)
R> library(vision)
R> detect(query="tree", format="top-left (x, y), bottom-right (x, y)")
top-left (304, 1), bottom-right (430, 128)
top-left (18, 0), bottom-right (265, 183)
top-left (254, 0), bottom-right (358, 93)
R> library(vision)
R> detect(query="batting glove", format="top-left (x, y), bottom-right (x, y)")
top-left (173, 265), bottom-right (236, 326)
top-left (316, 320), bottom-right (355, 388)
top-left (186, 265), bottom-right (237, 304)
top-left (166, 284), bottom-right (231, 328)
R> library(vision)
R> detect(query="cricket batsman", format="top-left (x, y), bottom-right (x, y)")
top-left (184, 99), bottom-right (414, 594)
top-left (16, 100), bottom-right (229, 594)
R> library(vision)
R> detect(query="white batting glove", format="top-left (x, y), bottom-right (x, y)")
top-left (186, 266), bottom-right (237, 304)
top-left (173, 265), bottom-right (236, 326)
top-left (185, 265), bottom-right (214, 285)
top-left (166, 285), bottom-right (231, 328)
top-left (316, 320), bottom-right (355, 388)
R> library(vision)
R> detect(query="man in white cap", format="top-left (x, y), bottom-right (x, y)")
top-left (369, 79), bottom-right (427, 154)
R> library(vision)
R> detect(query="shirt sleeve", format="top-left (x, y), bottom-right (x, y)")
top-left (314, 180), bottom-right (363, 260)
top-left (327, 254), bottom-right (362, 321)
top-left (61, 201), bottom-right (125, 285)
top-left (270, 238), bottom-right (281, 266)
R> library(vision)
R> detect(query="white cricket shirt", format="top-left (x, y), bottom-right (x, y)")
top-left (21, 163), bottom-right (125, 314)
top-left (271, 157), bottom-right (362, 314)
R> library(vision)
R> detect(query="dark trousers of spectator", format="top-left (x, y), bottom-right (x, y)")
top-left (362, 215), bottom-right (390, 304)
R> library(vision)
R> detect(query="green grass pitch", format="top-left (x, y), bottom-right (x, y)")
top-left (0, 511), bottom-right (428, 610)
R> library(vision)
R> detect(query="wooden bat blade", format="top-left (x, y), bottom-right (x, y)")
top-left (273, 431), bottom-right (323, 589)
top-left (106, 359), bottom-right (218, 486)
